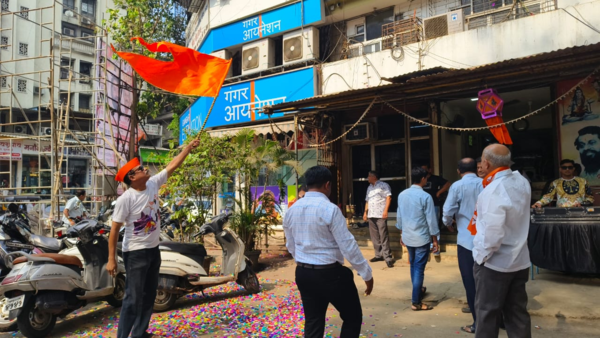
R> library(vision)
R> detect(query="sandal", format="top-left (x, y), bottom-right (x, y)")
top-left (411, 303), bottom-right (433, 311)
top-left (461, 325), bottom-right (475, 334)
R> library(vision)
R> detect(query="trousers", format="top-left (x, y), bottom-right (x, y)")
top-left (457, 245), bottom-right (476, 327)
top-left (117, 246), bottom-right (161, 338)
top-left (368, 218), bottom-right (393, 262)
top-left (474, 264), bottom-right (531, 338)
top-left (296, 265), bottom-right (363, 338)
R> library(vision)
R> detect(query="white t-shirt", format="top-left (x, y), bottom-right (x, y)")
top-left (62, 196), bottom-right (86, 224)
top-left (112, 170), bottom-right (167, 252)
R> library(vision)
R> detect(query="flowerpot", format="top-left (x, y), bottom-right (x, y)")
top-left (244, 249), bottom-right (261, 267)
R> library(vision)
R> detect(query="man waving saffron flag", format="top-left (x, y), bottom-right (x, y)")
top-left (112, 37), bottom-right (231, 97)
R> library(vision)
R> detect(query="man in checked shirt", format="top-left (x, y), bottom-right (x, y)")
top-left (284, 166), bottom-right (374, 338)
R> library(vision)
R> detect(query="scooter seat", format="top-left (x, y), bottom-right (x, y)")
top-left (14, 253), bottom-right (83, 268)
top-left (29, 234), bottom-right (65, 253)
top-left (159, 242), bottom-right (207, 257)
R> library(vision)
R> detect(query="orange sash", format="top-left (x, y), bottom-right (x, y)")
top-left (467, 166), bottom-right (510, 235)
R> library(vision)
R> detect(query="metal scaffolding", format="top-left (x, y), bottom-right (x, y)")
top-left (0, 1), bottom-right (131, 234)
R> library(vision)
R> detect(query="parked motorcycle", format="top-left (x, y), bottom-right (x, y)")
top-left (0, 220), bottom-right (126, 338)
top-left (151, 212), bottom-right (259, 311)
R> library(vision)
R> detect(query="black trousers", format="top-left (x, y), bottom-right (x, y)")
top-left (457, 245), bottom-right (477, 327)
top-left (473, 264), bottom-right (531, 338)
top-left (117, 246), bottom-right (161, 338)
top-left (296, 265), bottom-right (363, 338)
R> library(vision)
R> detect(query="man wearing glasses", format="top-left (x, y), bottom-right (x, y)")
top-left (532, 159), bottom-right (594, 208)
top-left (107, 139), bottom-right (199, 338)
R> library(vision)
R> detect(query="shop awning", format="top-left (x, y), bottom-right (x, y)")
top-left (139, 147), bottom-right (171, 164)
top-left (206, 120), bottom-right (296, 138)
top-left (264, 43), bottom-right (600, 113)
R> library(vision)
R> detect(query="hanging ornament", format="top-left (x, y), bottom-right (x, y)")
top-left (476, 88), bottom-right (513, 145)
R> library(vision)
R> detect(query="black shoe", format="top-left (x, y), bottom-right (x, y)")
top-left (462, 307), bottom-right (471, 313)
top-left (386, 261), bottom-right (394, 268)
top-left (370, 257), bottom-right (384, 262)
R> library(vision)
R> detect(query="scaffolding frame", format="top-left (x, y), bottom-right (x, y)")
top-left (0, 1), bottom-right (131, 235)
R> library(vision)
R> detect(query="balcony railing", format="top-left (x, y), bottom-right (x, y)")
top-left (382, 17), bottom-right (423, 50)
top-left (466, 0), bottom-right (555, 30)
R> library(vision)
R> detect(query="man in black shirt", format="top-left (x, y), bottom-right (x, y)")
top-left (421, 164), bottom-right (450, 257)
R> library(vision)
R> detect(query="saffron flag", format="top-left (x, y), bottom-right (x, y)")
top-left (111, 37), bottom-right (231, 97)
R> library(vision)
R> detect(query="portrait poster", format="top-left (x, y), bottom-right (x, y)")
top-left (557, 77), bottom-right (600, 186)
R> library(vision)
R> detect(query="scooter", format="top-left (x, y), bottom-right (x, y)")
top-left (151, 212), bottom-right (260, 311)
top-left (0, 220), bottom-right (126, 338)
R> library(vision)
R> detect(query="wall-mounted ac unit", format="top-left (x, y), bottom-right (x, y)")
top-left (81, 18), bottom-right (93, 26)
top-left (39, 127), bottom-right (52, 136)
top-left (63, 27), bottom-right (76, 37)
top-left (11, 125), bottom-right (28, 134)
top-left (241, 38), bottom-right (275, 75)
top-left (347, 45), bottom-right (362, 58)
top-left (423, 10), bottom-right (464, 40)
top-left (343, 122), bottom-right (373, 142)
top-left (210, 49), bottom-right (233, 77)
top-left (282, 27), bottom-right (320, 65)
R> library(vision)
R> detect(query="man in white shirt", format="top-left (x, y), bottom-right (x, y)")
top-left (363, 171), bottom-right (394, 267)
top-left (284, 166), bottom-right (373, 338)
top-left (473, 144), bottom-right (532, 338)
top-left (62, 190), bottom-right (88, 225)
top-left (107, 139), bottom-right (199, 338)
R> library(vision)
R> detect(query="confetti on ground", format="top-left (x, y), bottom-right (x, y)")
top-left (58, 277), bottom-right (309, 338)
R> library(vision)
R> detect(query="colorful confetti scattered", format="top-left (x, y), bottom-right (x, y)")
top-left (57, 277), bottom-right (309, 337)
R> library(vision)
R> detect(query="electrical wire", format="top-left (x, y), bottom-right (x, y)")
top-left (561, 8), bottom-right (600, 34)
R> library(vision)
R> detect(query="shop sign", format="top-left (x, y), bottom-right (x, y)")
top-left (0, 140), bottom-right (22, 160)
top-left (144, 124), bottom-right (161, 136)
top-left (22, 141), bottom-right (52, 154)
top-left (180, 67), bottom-right (317, 143)
top-left (88, 160), bottom-right (93, 186)
top-left (199, 0), bottom-right (323, 54)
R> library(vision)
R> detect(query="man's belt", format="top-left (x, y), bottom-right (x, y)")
top-left (296, 261), bottom-right (341, 269)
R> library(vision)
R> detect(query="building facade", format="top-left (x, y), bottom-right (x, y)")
top-left (180, 0), bottom-right (600, 244)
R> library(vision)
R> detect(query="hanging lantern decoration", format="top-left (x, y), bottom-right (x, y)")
top-left (476, 88), bottom-right (513, 145)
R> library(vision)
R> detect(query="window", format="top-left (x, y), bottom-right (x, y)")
top-left (61, 58), bottom-right (73, 79)
top-left (81, 0), bottom-right (95, 15)
top-left (19, 6), bottom-right (28, 19)
top-left (63, 0), bottom-right (75, 10)
top-left (0, 77), bottom-right (6, 88)
top-left (1, 0), bottom-right (8, 12)
top-left (61, 159), bottom-right (88, 189)
top-left (79, 94), bottom-right (91, 111)
top-left (80, 61), bottom-right (92, 83)
top-left (0, 36), bottom-right (7, 50)
top-left (18, 42), bottom-right (28, 56)
top-left (365, 7), bottom-right (394, 40)
top-left (17, 79), bottom-right (26, 92)
top-left (81, 29), bottom-right (94, 42)
top-left (349, 24), bottom-right (365, 43)
top-left (22, 156), bottom-right (52, 195)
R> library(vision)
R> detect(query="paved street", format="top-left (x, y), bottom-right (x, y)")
top-left (2, 252), bottom-right (599, 337)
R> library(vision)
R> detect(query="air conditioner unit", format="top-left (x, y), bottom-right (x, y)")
top-left (423, 10), bottom-right (464, 40)
top-left (362, 40), bottom-right (381, 55)
top-left (282, 27), bottom-right (320, 65)
top-left (39, 127), bottom-right (52, 136)
top-left (11, 125), bottom-right (28, 134)
top-left (347, 45), bottom-right (362, 58)
top-left (343, 123), bottom-right (372, 142)
top-left (63, 28), bottom-right (76, 37)
top-left (210, 49), bottom-right (233, 78)
top-left (241, 38), bottom-right (275, 75)
top-left (82, 18), bottom-right (93, 26)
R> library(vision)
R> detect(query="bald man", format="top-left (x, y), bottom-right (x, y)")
top-left (472, 144), bottom-right (532, 338)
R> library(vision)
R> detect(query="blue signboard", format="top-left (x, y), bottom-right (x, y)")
top-left (199, 0), bottom-right (323, 54)
top-left (180, 67), bottom-right (316, 143)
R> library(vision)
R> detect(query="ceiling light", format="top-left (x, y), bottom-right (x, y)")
top-left (470, 98), bottom-right (478, 101)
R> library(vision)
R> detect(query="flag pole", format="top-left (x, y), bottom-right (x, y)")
top-left (195, 60), bottom-right (232, 139)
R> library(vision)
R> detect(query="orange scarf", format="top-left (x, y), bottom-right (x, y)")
top-left (467, 166), bottom-right (510, 235)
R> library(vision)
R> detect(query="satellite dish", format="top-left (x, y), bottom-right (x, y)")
top-left (65, 10), bottom-right (74, 17)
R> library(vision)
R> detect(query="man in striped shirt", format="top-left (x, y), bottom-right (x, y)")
top-left (284, 166), bottom-right (374, 338)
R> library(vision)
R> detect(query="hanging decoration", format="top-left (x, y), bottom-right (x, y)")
top-left (476, 88), bottom-right (513, 145)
